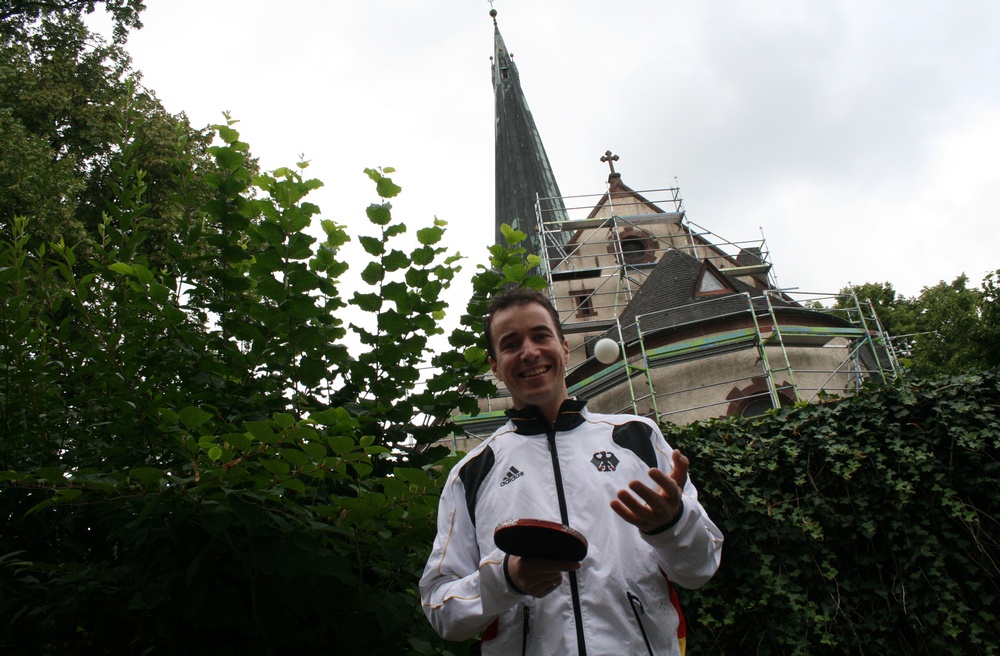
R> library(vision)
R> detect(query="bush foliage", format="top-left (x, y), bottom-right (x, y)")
top-left (673, 371), bottom-right (1000, 655)
top-left (0, 104), bottom-right (554, 653)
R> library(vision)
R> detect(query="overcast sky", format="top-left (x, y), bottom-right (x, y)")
top-left (93, 0), bottom-right (1000, 303)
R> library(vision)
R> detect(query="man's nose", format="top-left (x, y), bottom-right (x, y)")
top-left (519, 339), bottom-right (540, 359)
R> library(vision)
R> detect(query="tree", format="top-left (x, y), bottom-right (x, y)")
top-left (0, 0), bottom-right (144, 43)
top-left (975, 269), bottom-right (1000, 370)
top-left (0, 10), bottom-right (554, 649)
top-left (841, 273), bottom-right (998, 377)
top-left (0, 93), bottom-right (546, 650)
top-left (0, 12), bottom-right (217, 272)
top-left (0, 107), bottom-right (86, 247)
top-left (901, 274), bottom-right (986, 376)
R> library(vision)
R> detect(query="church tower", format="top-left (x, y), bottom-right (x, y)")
top-left (491, 8), bottom-right (570, 259)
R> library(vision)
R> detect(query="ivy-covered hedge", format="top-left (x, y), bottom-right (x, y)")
top-left (672, 371), bottom-right (1000, 655)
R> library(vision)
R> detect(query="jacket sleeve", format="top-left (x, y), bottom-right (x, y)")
top-left (419, 467), bottom-right (525, 641)
top-left (641, 427), bottom-right (724, 590)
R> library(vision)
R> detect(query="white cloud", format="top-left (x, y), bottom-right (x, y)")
top-left (759, 104), bottom-right (1000, 296)
top-left (84, 0), bottom-right (1000, 306)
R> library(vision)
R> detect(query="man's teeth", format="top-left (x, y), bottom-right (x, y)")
top-left (520, 366), bottom-right (548, 377)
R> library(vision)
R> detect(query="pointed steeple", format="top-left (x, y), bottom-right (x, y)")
top-left (491, 9), bottom-right (570, 259)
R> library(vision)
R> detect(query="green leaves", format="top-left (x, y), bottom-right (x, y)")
top-left (359, 235), bottom-right (384, 256)
top-left (366, 202), bottom-right (393, 225)
top-left (364, 166), bottom-right (402, 199)
top-left (842, 271), bottom-right (1000, 377)
top-left (678, 372), bottom-right (1000, 655)
top-left (351, 292), bottom-right (383, 312)
top-left (0, 89), bottom-right (509, 651)
top-left (129, 467), bottom-right (165, 485)
top-left (360, 261), bottom-right (384, 284)
top-left (499, 223), bottom-right (526, 244)
top-left (416, 225), bottom-right (444, 245)
top-left (35, 467), bottom-right (67, 483)
top-left (463, 346), bottom-right (487, 364)
top-left (179, 406), bottom-right (213, 430)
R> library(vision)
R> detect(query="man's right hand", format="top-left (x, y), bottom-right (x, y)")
top-left (506, 555), bottom-right (581, 597)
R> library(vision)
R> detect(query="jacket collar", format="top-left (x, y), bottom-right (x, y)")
top-left (505, 398), bottom-right (588, 435)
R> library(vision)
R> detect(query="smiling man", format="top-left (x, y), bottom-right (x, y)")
top-left (486, 291), bottom-right (570, 423)
top-left (420, 287), bottom-right (723, 656)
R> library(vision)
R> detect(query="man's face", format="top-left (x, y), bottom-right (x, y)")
top-left (488, 301), bottom-right (570, 420)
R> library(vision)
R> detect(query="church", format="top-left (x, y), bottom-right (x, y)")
top-left (453, 9), bottom-right (899, 441)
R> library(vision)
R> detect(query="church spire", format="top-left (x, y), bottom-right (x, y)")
top-left (491, 8), bottom-right (569, 259)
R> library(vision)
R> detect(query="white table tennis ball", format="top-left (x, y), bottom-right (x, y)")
top-left (594, 338), bottom-right (620, 364)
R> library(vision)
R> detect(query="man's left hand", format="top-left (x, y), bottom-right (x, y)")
top-left (610, 450), bottom-right (688, 533)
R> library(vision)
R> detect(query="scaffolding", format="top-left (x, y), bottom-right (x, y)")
top-left (535, 185), bottom-right (777, 332)
top-left (562, 290), bottom-right (900, 420)
top-left (451, 184), bottom-right (901, 440)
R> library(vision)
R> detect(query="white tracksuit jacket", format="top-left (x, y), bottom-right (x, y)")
top-left (420, 399), bottom-right (724, 655)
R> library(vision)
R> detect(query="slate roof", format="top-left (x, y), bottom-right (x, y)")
top-left (599, 248), bottom-right (814, 345)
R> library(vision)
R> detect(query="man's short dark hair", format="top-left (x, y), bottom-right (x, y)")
top-left (484, 287), bottom-right (564, 360)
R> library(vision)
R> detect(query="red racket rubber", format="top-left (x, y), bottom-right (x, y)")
top-left (494, 518), bottom-right (588, 561)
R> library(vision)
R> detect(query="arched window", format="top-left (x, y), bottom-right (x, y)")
top-left (726, 377), bottom-right (795, 418)
top-left (621, 236), bottom-right (647, 264)
top-left (608, 227), bottom-right (657, 265)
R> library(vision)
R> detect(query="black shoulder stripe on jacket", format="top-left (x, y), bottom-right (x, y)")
top-left (459, 446), bottom-right (495, 528)
top-left (612, 421), bottom-right (657, 469)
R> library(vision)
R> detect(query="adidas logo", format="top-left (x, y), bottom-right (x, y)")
top-left (500, 466), bottom-right (524, 487)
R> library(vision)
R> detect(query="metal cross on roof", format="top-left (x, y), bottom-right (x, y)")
top-left (601, 150), bottom-right (620, 175)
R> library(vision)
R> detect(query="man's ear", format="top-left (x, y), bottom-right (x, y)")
top-left (561, 339), bottom-right (570, 364)
top-left (489, 357), bottom-right (501, 382)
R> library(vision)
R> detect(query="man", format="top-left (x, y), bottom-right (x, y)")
top-left (420, 287), bottom-right (723, 655)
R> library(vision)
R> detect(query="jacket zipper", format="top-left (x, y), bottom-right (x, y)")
top-left (546, 427), bottom-right (588, 656)
top-left (627, 591), bottom-right (655, 656)
top-left (521, 606), bottom-right (530, 656)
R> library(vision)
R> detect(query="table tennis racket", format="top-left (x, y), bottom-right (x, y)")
top-left (494, 518), bottom-right (589, 561)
